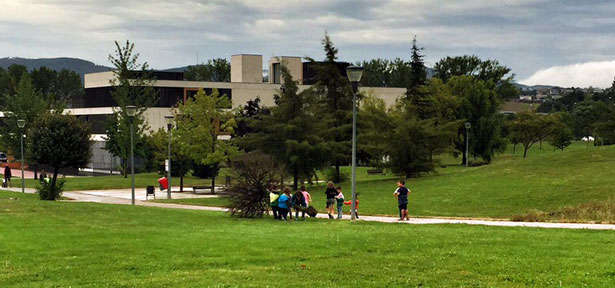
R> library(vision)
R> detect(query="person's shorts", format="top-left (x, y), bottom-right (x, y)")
top-left (326, 198), bottom-right (336, 208)
top-left (398, 202), bottom-right (408, 210)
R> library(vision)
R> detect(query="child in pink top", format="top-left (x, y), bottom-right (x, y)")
top-left (300, 185), bottom-right (311, 207)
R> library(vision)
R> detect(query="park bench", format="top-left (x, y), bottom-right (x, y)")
top-left (366, 169), bottom-right (383, 176)
top-left (192, 186), bottom-right (214, 193)
top-left (146, 186), bottom-right (155, 200)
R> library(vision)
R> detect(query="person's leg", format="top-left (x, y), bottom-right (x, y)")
top-left (281, 208), bottom-right (287, 220)
top-left (337, 206), bottom-right (342, 219)
top-left (272, 206), bottom-right (278, 219)
top-left (302, 205), bottom-right (306, 220)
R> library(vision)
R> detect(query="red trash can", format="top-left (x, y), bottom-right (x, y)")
top-left (158, 177), bottom-right (168, 190)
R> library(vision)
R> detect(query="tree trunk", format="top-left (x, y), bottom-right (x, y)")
top-left (51, 166), bottom-right (59, 193)
top-left (523, 146), bottom-right (528, 158)
top-left (34, 163), bottom-right (38, 180)
top-left (513, 143), bottom-right (516, 154)
top-left (461, 149), bottom-right (467, 165)
top-left (180, 160), bottom-right (184, 192)
top-left (335, 160), bottom-right (340, 183)
top-left (122, 158), bottom-right (128, 178)
top-left (293, 166), bottom-right (298, 190)
top-left (539, 140), bottom-right (542, 150)
top-left (211, 163), bottom-right (217, 194)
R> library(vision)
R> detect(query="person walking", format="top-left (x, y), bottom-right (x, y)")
top-left (3, 165), bottom-right (12, 188)
top-left (394, 180), bottom-right (411, 221)
top-left (277, 187), bottom-right (292, 221)
top-left (269, 185), bottom-right (280, 220)
top-left (324, 181), bottom-right (337, 219)
top-left (39, 170), bottom-right (48, 185)
top-left (335, 186), bottom-right (344, 219)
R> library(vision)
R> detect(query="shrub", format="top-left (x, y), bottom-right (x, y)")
top-left (227, 151), bottom-right (279, 218)
top-left (37, 178), bottom-right (66, 200)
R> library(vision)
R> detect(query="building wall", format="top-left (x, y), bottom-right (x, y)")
top-left (231, 54), bottom-right (263, 83)
top-left (269, 56), bottom-right (303, 84)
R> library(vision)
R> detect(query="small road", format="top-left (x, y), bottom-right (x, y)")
top-left (3, 187), bottom-right (615, 231)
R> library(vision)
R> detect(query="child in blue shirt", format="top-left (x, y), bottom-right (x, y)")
top-left (277, 187), bottom-right (292, 221)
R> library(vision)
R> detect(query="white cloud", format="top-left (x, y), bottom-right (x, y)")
top-left (520, 61), bottom-right (615, 88)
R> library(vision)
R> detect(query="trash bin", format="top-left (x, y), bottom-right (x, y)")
top-left (158, 177), bottom-right (168, 190)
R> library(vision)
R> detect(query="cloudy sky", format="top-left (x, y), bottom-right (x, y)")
top-left (2, 0), bottom-right (615, 87)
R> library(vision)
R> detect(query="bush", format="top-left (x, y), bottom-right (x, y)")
top-left (322, 167), bottom-right (349, 183)
top-left (37, 178), bottom-right (66, 200)
top-left (192, 163), bottom-right (218, 179)
top-left (227, 151), bottom-right (279, 218)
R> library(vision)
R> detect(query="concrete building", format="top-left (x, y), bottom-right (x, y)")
top-left (69, 54), bottom-right (406, 174)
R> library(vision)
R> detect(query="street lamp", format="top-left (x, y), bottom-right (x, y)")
top-left (465, 122), bottom-right (471, 168)
top-left (126, 105), bottom-right (137, 205)
top-left (17, 119), bottom-right (25, 193)
top-left (346, 65), bottom-right (363, 221)
top-left (164, 115), bottom-right (174, 199)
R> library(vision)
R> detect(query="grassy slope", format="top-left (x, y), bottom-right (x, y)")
top-left (160, 142), bottom-right (615, 219)
top-left (1, 191), bottom-right (614, 287)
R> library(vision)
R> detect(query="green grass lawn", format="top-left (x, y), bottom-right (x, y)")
top-left (1, 191), bottom-right (614, 287)
top-left (158, 142), bottom-right (615, 221)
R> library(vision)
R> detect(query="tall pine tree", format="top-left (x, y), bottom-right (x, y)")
top-left (311, 33), bottom-right (354, 182)
top-left (240, 64), bottom-right (327, 189)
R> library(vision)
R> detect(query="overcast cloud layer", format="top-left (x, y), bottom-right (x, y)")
top-left (2, 0), bottom-right (615, 87)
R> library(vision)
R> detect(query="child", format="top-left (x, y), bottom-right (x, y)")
top-left (335, 186), bottom-right (344, 219)
top-left (343, 193), bottom-right (359, 219)
top-left (301, 185), bottom-right (311, 207)
top-left (269, 185), bottom-right (280, 220)
top-left (277, 187), bottom-right (292, 221)
top-left (293, 189), bottom-right (306, 220)
top-left (324, 181), bottom-right (337, 219)
top-left (394, 180), bottom-right (410, 221)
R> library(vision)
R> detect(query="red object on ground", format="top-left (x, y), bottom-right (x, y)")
top-left (158, 177), bottom-right (168, 190)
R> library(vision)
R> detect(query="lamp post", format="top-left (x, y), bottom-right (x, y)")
top-left (17, 119), bottom-right (25, 193)
top-left (126, 105), bottom-right (137, 205)
top-left (465, 122), bottom-right (471, 168)
top-left (346, 65), bottom-right (364, 221)
top-left (165, 115), bottom-right (174, 199)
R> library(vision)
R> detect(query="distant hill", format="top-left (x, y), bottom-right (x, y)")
top-left (513, 83), bottom-right (560, 90)
top-left (0, 57), bottom-right (112, 81)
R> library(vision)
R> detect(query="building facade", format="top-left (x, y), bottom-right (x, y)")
top-left (69, 54), bottom-right (406, 174)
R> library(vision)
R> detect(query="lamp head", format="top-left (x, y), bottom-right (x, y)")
top-left (346, 66), bottom-right (364, 83)
top-left (17, 119), bottom-right (26, 128)
top-left (465, 122), bottom-right (471, 129)
top-left (125, 105), bottom-right (137, 117)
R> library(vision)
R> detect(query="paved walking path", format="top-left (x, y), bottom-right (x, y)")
top-left (3, 187), bottom-right (614, 231)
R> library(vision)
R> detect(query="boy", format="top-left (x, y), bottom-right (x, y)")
top-left (394, 180), bottom-right (410, 221)
top-left (335, 186), bottom-right (344, 219)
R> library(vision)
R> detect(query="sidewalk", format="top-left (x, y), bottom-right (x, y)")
top-left (3, 187), bottom-right (614, 231)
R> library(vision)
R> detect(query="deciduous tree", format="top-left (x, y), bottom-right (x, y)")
top-left (175, 89), bottom-right (238, 191)
top-left (103, 40), bottom-right (157, 177)
top-left (28, 114), bottom-right (92, 200)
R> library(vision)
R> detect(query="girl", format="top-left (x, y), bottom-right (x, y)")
top-left (324, 181), bottom-right (337, 219)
